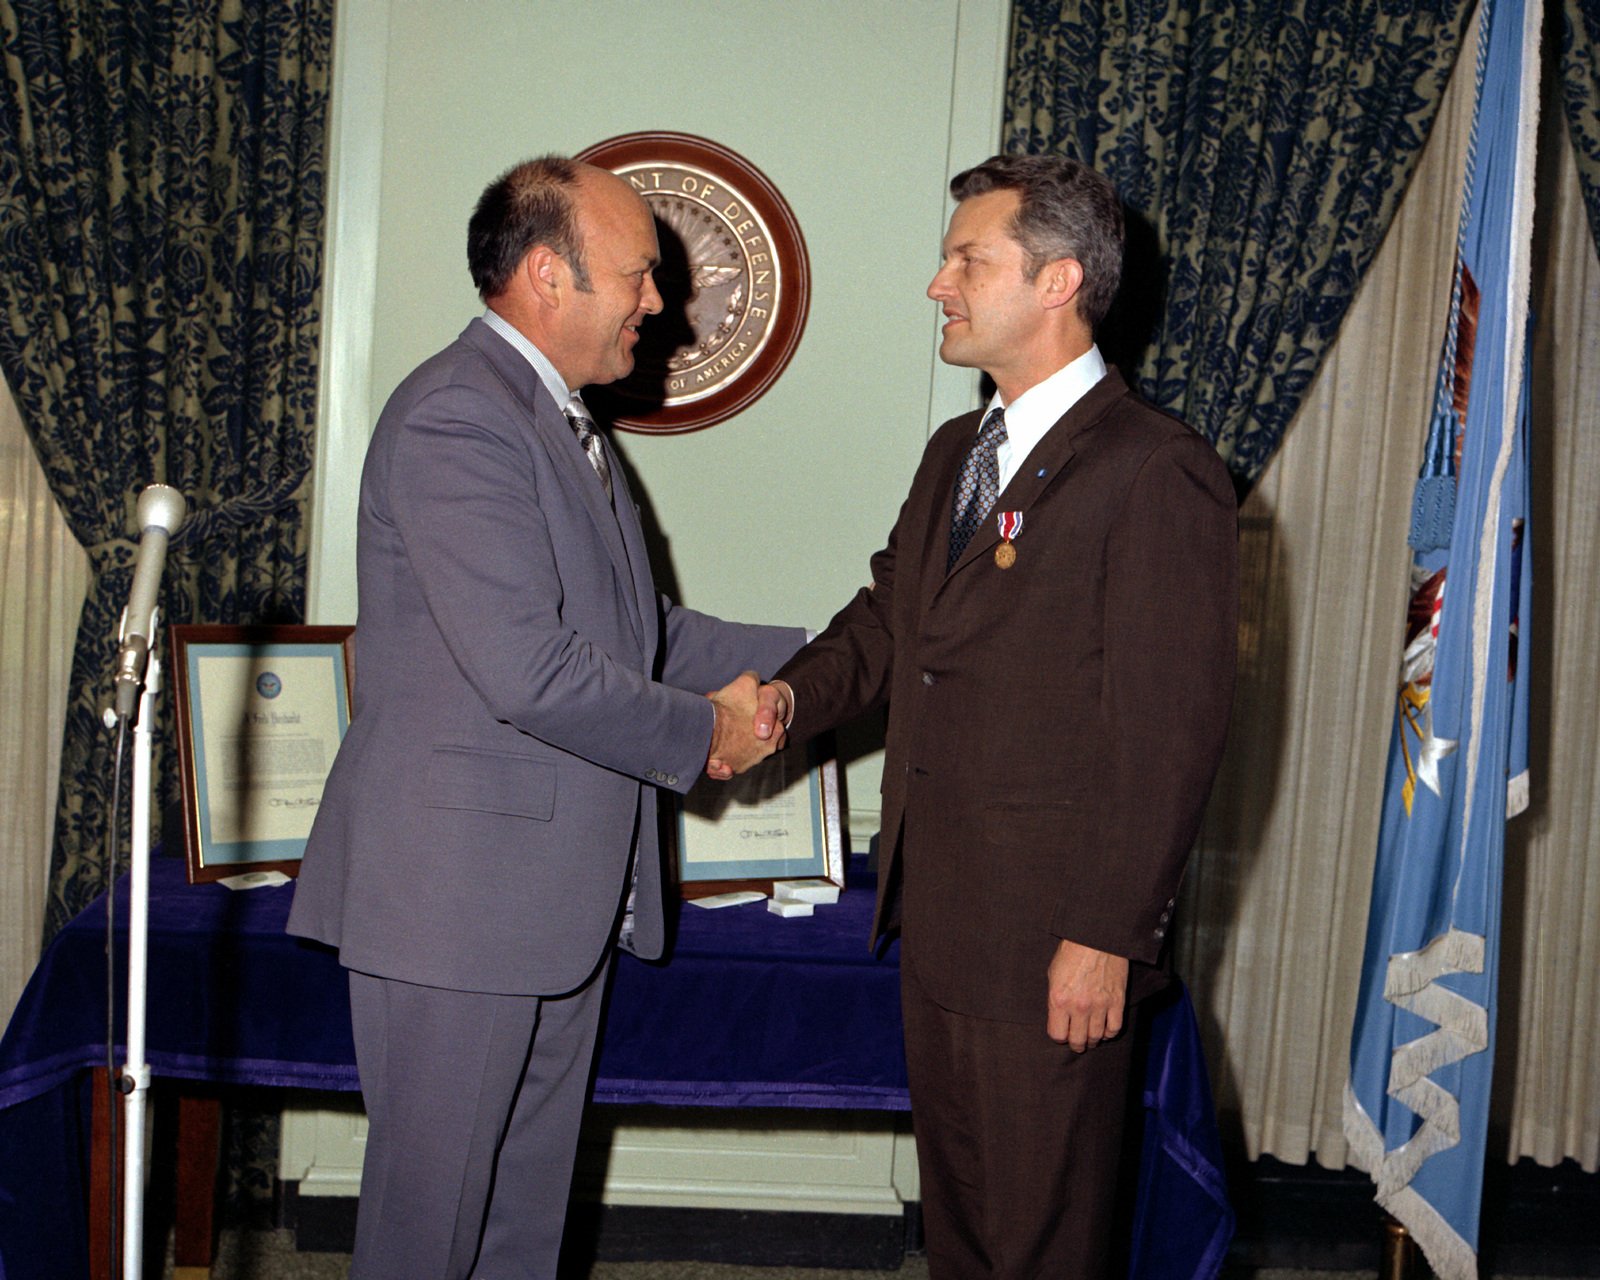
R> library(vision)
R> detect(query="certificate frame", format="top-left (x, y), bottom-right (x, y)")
top-left (168, 624), bottom-right (355, 883)
top-left (675, 737), bottom-right (844, 898)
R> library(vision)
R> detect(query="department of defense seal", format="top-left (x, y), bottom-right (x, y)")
top-left (578, 133), bottom-right (810, 434)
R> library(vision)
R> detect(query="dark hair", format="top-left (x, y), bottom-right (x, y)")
top-left (467, 155), bottom-right (592, 300)
top-left (950, 154), bottom-right (1124, 331)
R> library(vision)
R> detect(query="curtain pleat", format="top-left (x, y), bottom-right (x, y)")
top-left (0, 375), bottom-right (88, 1028)
top-left (1498, 109), bottom-right (1600, 1173)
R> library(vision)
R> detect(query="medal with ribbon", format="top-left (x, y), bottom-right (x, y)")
top-left (994, 511), bottom-right (1022, 569)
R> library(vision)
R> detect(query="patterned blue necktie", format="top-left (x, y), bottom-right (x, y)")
top-left (947, 407), bottom-right (1007, 571)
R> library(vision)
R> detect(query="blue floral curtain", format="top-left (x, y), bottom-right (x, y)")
top-left (1005, 0), bottom-right (1475, 486)
top-left (1561, 0), bottom-right (1600, 254)
top-left (0, 0), bottom-right (334, 938)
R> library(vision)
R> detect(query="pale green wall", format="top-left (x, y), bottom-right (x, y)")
top-left (308, 0), bottom-right (1011, 832)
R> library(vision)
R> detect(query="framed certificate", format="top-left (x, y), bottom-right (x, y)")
top-left (169, 624), bottom-right (355, 883)
top-left (676, 738), bottom-right (844, 896)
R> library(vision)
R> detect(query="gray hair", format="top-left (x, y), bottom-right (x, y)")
top-left (950, 154), bottom-right (1124, 331)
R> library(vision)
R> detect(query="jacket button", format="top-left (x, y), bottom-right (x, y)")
top-left (645, 768), bottom-right (658, 780)
top-left (666, 774), bottom-right (679, 786)
top-left (1159, 910), bottom-right (1171, 924)
top-left (1153, 927), bottom-right (1165, 940)
top-left (921, 671), bottom-right (935, 686)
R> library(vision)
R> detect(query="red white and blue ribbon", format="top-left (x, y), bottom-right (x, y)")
top-left (996, 511), bottom-right (1023, 542)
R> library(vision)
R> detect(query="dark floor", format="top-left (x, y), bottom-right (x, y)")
top-left (160, 1155), bottom-right (1599, 1279)
top-left (160, 1231), bottom-right (1582, 1280)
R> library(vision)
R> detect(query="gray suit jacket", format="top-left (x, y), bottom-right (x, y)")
top-left (288, 318), bottom-right (802, 997)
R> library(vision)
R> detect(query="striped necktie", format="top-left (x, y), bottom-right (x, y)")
top-left (564, 393), bottom-right (613, 503)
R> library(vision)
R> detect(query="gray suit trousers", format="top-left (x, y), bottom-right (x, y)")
top-left (347, 966), bottom-right (610, 1279)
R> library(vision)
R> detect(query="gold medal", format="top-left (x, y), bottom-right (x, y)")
top-left (995, 541), bottom-right (1017, 569)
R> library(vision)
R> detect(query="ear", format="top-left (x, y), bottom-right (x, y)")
top-left (1037, 257), bottom-right (1085, 314)
top-left (523, 245), bottom-right (565, 307)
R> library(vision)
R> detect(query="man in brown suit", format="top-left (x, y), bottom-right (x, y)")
top-left (739, 155), bottom-right (1238, 1277)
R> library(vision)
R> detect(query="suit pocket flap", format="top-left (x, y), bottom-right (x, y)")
top-left (424, 746), bottom-right (556, 820)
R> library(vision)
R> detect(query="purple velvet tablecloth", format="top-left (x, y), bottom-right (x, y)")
top-left (0, 853), bottom-right (1232, 1279)
top-left (0, 855), bottom-right (909, 1114)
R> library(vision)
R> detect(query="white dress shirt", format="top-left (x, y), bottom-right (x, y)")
top-left (986, 344), bottom-right (1108, 491)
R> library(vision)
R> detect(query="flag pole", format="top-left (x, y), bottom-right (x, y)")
top-left (1380, 1211), bottom-right (1418, 1280)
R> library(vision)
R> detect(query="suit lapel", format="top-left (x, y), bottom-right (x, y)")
top-left (540, 405), bottom-right (646, 636)
top-left (918, 411), bottom-right (982, 611)
top-left (610, 462), bottom-right (657, 660)
top-left (935, 369), bottom-right (1130, 592)
top-left (465, 320), bottom-right (648, 650)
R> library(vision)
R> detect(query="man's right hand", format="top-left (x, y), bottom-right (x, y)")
top-left (705, 672), bottom-right (784, 780)
top-left (1046, 938), bottom-right (1129, 1053)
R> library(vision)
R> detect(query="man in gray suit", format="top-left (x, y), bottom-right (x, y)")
top-left (288, 156), bottom-right (803, 1279)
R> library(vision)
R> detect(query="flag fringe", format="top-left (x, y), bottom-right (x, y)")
top-left (1344, 1087), bottom-right (1480, 1280)
top-left (1382, 927), bottom-right (1485, 998)
top-left (1380, 1182), bottom-right (1480, 1280)
top-left (1380, 1074), bottom-right (1464, 1193)
top-left (1347, 931), bottom-right (1492, 1197)
top-left (1342, 1078), bottom-right (1453, 1204)
top-left (1507, 769), bottom-right (1529, 817)
top-left (1343, 1082), bottom-right (1385, 1175)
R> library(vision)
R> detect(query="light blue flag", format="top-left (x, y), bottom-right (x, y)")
top-left (1343, 0), bottom-right (1537, 1276)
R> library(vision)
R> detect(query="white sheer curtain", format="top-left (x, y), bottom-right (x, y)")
top-left (0, 375), bottom-right (89, 1027)
top-left (1179, 9), bottom-right (1600, 1173)
top-left (1498, 105), bottom-right (1600, 1172)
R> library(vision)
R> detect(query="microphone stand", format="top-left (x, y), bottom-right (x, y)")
top-left (112, 611), bottom-right (161, 1280)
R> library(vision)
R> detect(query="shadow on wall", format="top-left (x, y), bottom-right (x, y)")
top-left (1101, 205), bottom-right (1168, 395)
top-left (584, 214), bottom-right (697, 422)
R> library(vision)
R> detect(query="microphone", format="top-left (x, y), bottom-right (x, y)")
top-left (112, 485), bottom-right (188, 720)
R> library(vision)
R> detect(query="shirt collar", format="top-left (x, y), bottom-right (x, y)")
top-left (482, 308), bottom-right (571, 407)
top-left (987, 344), bottom-right (1108, 459)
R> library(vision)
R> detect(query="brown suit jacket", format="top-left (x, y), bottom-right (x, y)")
top-left (778, 369), bottom-right (1238, 1025)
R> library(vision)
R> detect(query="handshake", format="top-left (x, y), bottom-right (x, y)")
top-left (704, 672), bottom-right (793, 781)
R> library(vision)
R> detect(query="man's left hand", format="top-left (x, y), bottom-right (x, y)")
top-left (1046, 939), bottom-right (1128, 1053)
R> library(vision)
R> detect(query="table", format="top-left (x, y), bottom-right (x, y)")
top-left (0, 854), bottom-right (1231, 1279)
